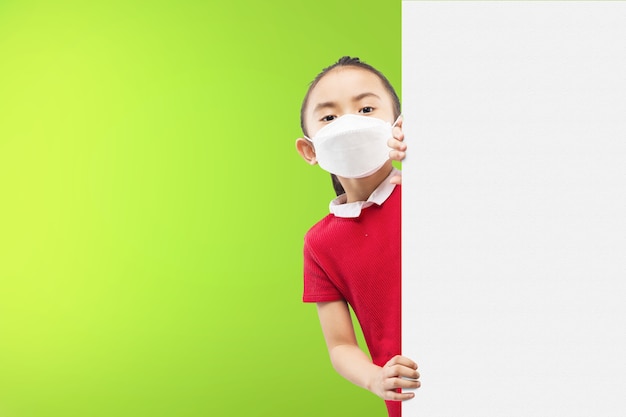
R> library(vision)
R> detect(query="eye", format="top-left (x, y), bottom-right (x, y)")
top-left (359, 106), bottom-right (374, 114)
top-left (321, 115), bottom-right (337, 122)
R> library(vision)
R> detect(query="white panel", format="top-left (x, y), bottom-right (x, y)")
top-left (402, 2), bottom-right (626, 416)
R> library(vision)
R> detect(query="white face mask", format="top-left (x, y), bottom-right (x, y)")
top-left (305, 114), bottom-right (399, 179)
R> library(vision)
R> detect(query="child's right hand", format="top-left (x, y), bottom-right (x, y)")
top-left (388, 117), bottom-right (406, 161)
top-left (370, 355), bottom-right (420, 401)
top-left (388, 116), bottom-right (406, 185)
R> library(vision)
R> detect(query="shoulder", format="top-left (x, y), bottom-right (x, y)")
top-left (304, 213), bottom-right (339, 245)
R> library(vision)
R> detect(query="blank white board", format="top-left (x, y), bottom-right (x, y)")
top-left (402, 2), bottom-right (626, 416)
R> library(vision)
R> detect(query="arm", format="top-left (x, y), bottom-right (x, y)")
top-left (388, 116), bottom-right (406, 185)
top-left (316, 300), bottom-right (420, 401)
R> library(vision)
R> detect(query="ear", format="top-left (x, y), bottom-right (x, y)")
top-left (295, 138), bottom-right (318, 165)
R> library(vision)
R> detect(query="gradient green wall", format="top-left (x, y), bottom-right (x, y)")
top-left (0, 1), bottom-right (400, 415)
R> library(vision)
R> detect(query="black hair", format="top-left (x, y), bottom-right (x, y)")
top-left (300, 56), bottom-right (401, 196)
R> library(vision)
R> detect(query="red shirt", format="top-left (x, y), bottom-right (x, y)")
top-left (303, 185), bottom-right (402, 417)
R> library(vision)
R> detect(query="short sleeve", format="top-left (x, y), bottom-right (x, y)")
top-left (302, 241), bottom-right (344, 303)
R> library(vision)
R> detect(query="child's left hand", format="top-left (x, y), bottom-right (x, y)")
top-left (388, 116), bottom-right (406, 185)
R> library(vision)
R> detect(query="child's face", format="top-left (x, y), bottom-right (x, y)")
top-left (303, 67), bottom-right (397, 139)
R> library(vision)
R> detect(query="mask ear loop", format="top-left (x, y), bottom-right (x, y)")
top-left (391, 114), bottom-right (403, 128)
top-left (302, 135), bottom-right (315, 152)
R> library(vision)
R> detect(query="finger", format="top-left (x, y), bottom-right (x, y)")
top-left (388, 137), bottom-right (407, 151)
top-left (400, 375), bottom-right (421, 386)
top-left (389, 150), bottom-right (406, 162)
top-left (384, 390), bottom-right (415, 402)
top-left (389, 175), bottom-right (402, 185)
top-left (385, 365), bottom-right (420, 382)
top-left (400, 380), bottom-right (421, 393)
top-left (385, 355), bottom-right (418, 370)
top-left (384, 377), bottom-right (421, 391)
top-left (395, 115), bottom-right (403, 128)
top-left (392, 125), bottom-right (405, 141)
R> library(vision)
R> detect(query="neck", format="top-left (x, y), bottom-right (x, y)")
top-left (339, 162), bottom-right (394, 203)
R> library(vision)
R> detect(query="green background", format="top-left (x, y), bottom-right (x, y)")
top-left (0, 1), bottom-right (400, 416)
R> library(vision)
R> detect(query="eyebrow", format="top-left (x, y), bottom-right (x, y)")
top-left (313, 92), bottom-right (383, 113)
top-left (353, 92), bottom-right (382, 102)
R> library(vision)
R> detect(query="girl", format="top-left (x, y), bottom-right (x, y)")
top-left (295, 56), bottom-right (416, 417)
